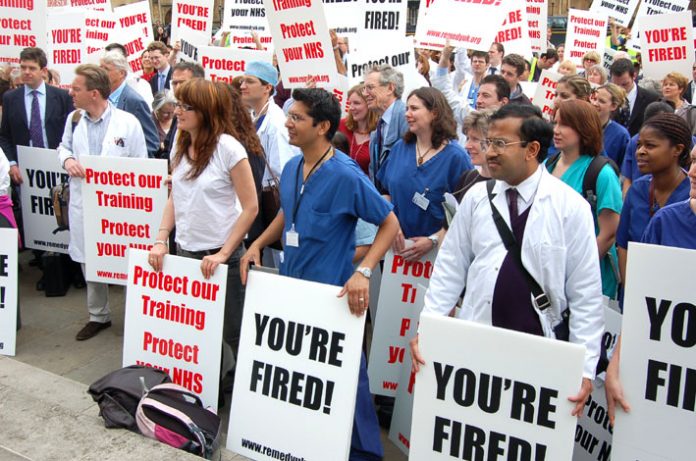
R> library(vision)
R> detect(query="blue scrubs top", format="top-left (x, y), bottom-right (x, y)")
top-left (621, 134), bottom-right (696, 181)
top-left (641, 199), bottom-right (696, 249)
top-left (279, 151), bottom-right (393, 286)
top-left (616, 174), bottom-right (691, 249)
top-left (376, 140), bottom-right (472, 238)
top-left (604, 120), bottom-right (630, 167)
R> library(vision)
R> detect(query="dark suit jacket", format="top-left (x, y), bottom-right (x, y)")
top-left (149, 67), bottom-right (173, 96)
top-left (616, 86), bottom-right (660, 137)
top-left (116, 83), bottom-right (159, 158)
top-left (0, 85), bottom-right (73, 163)
top-left (685, 81), bottom-right (694, 105)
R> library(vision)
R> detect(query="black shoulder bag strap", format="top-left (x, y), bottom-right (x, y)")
top-left (485, 179), bottom-right (550, 311)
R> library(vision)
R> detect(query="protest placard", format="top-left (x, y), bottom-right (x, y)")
top-left (47, 0), bottom-right (108, 9)
top-left (198, 45), bottom-right (272, 83)
top-left (389, 347), bottom-right (416, 455)
top-left (564, 9), bottom-right (608, 70)
top-left (46, 9), bottom-right (85, 90)
top-left (602, 47), bottom-right (617, 72)
top-left (495, 4), bottom-right (533, 58)
top-left (0, 0), bottom-right (47, 66)
top-left (325, 72), bottom-right (350, 115)
top-left (612, 243), bottom-right (696, 460)
top-left (219, 0), bottom-right (273, 49)
top-left (322, 0), bottom-right (360, 37)
top-left (17, 146), bottom-right (69, 254)
top-left (532, 69), bottom-right (561, 120)
top-left (0, 229), bottom-right (18, 357)
top-left (414, 0), bottom-right (510, 52)
top-left (347, 37), bottom-right (415, 88)
top-left (262, 0), bottom-right (338, 87)
top-left (81, 156), bottom-right (167, 285)
top-left (84, 9), bottom-right (119, 60)
top-left (170, 0), bottom-right (213, 44)
top-left (177, 29), bottom-right (206, 63)
top-left (123, 249), bottom-right (225, 409)
top-left (527, 0), bottom-right (548, 53)
top-left (413, 0), bottom-right (442, 50)
top-left (368, 250), bottom-right (434, 396)
top-left (590, 0), bottom-right (639, 26)
top-left (357, 0), bottom-right (407, 39)
top-left (410, 313), bottom-right (586, 460)
top-left (113, 0), bottom-right (154, 75)
top-left (639, 11), bottom-right (694, 81)
top-left (228, 270), bottom-right (365, 460)
top-left (628, 0), bottom-right (689, 52)
top-left (572, 302), bottom-right (622, 461)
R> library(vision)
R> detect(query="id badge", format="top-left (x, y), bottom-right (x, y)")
top-left (412, 191), bottom-right (430, 211)
top-left (286, 224), bottom-right (299, 247)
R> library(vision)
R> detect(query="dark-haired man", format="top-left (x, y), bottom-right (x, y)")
top-left (501, 53), bottom-right (532, 105)
top-left (529, 48), bottom-right (559, 82)
top-left (476, 74), bottom-right (510, 110)
top-left (610, 58), bottom-right (659, 136)
top-left (241, 88), bottom-right (399, 461)
top-left (147, 41), bottom-right (173, 94)
top-left (411, 104), bottom-right (604, 417)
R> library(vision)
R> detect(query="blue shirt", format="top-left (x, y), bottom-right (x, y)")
top-left (603, 120), bottom-right (630, 167)
top-left (641, 199), bottom-right (696, 249)
top-left (376, 140), bottom-right (472, 238)
top-left (621, 134), bottom-right (696, 181)
top-left (108, 80), bottom-right (127, 107)
top-left (24, 82), bottom-right (48, 148)
top-left (616, 174), bottom-right (691, 248)
top-left (279, 151), bottom-right (393, 286)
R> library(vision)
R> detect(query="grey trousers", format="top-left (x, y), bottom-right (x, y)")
top-left (81, 263), bottom-right (110, 323)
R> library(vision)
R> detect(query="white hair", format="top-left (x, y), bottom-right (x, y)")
top-left (101, 50), bottom-right (129, 75)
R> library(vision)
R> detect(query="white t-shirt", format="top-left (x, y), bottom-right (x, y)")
top-left (172, 134), bottom-right (248, 251)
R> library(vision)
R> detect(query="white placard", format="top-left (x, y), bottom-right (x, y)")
top-left (357, 0), bottom-right (407, 39)
top-left (388, 338), bottom-right (417, 455)
top-left (322, 0), bottom-right (360, 37)
top-left (81, 156), bottom-right (168, 285)
top-left (46, 9), bottom-right (86, 91)
top-left (628, 0), bottom-right (689, 52)
top-left (325, 73), bottom-right (350, 115)
top-left (413, 0), bottom-right (442, 50)
top-left (495, 3), bottom-right (533, 58)
top-left (85, 9), bottom-right (120, 60)
top-left (410, 314), bottom-right (586, 460)
top-left (639, 11), bottom-right (694, 81)
top-left (0, 0), bottom-right (47, 67)
top-left (526, 0), bottom-right (548, 53)
top-left (171, 0), bottom-right (214, 44)
top-left (113, 1), bottom-right (154, 75)
top-left (228, 270), bottom-right (365, 461)
top-left (590, 0), bottom-right (640, 26)
top-left (0, 229), bottom-right (18, 357)
top-left (262, 0), bottom-right (338, 88)
top-left (48, 0), bottom-right (109, 9)
top-left (414, 0), bottom-right (510, 52)
top-left (602, 47), bottom-right (617, 71)
top-left (17, 146), bottom-right (70, 254)
top-left (177, 28), bottom-right (206, 63)
top-left (347, 37), bottom-right (415, 88)
top-left (532, 69), bottom-right (561, 120)
top-left (123, 249), bottom-right (226, 409)
top-left (564, 9), bottom-right (608, 70)
top-left (368, 250), bottom-right (433, 396)
top-left (219, 0), bottom-right (273, 49)
top-left (199, 46), bottom-right (272, 83)
top-left (612, 243), bottom-right (696, 460)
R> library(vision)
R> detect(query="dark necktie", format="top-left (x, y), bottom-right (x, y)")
top-left (375, 118), bottom-right (386, 166)
top-left (489, 67), bottom-right (497, 75)
top-left (506, 188), bottom-right (519, 220)
top-left (29, 90), bottom-right (44, 148)
top-left (159, 73), bottom-right (166, 91)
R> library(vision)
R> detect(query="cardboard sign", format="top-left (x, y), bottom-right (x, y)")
top-left (410, 314), bottom-right (586, 460)
top-left (219, 0), bottom-right (273, 49)
top-left (357, 0), bottom-right (407, 39)
top-left (228, 270), bottom-right (365, 461)
top-left (526, 0), bottom-right (548, 53)
top-left (602, 47), bottom-right (617, 71)
top-left (177, 28), bottom-right (206, 63)
top-left (639, 11), bottom-right (694, 81)
top-left (564, 9), bottom-right (608, 70)
top-left (47, 0), bottom-right (108, 9)
top-left (325, 73), bottom-right (350, 116)
top-left (414, 0), bottom-right (510, 52)
top-left (84, 9), bottom-right (119, 60)
top-left (347, 37), bottom-right (415, 87)
top-left (413, 0), bottom-right (442, 50)
top-left (171, 0), bottom-right (213, 44)
top-left (495, 4), bottom-right (533, 58)
top-left (572, 302), bottom-right (622, 461)
top-left (262, 0), bottom-right (337, 88)
top-left (368, 250), bottom-right (434, 396)
top-left (389, 345), bottom-right (417, 455)
top-left (0, 0), bottom-right (47, 67)
top-left (532, 69), bottom-right (561, 120)
top-left (123, 249), bottom-right (226, 409)
top-left (17, 146), bottom-right (70, 254)
top-left (0, 229), bottom-right (18, 357)
top-left (612, 243), bottom-right (696, 460)
top-left (198, 46), bottom-right (272, 83)
top-left (590, 0), bottom-right (640, 26)
top-left (46, 9), bottom-right (86, 90)
top-left (81, 156), bottom-right (168, 285)
top-left (113, 0), bottom-right (154, 75)
top-left (628, 0), bottom-right (689, 52)
top-left (322, 0), bottom-right (360, 37)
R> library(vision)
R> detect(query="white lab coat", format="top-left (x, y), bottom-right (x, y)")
top-left (57, 105), bottom-right (148, 263)
top-left (257, 101), bottom-right (300, 186)
top-left (423, 166), bottom-right (604, 379)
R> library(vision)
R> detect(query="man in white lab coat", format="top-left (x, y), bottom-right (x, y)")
top-left (411, 104), bottom-right (604, 417)
top-left (58, 64), bottom-right (147, 341)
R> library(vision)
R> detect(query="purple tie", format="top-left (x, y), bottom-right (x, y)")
top-left (29, 90), bottom-right (44, 148)
top-left (506, 188), bottom-right (519, 220)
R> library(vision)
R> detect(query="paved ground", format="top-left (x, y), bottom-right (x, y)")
top-left (2, 250), bottom-right (407, 461)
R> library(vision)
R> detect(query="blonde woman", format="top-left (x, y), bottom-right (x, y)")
top-left (592, 83), bottom-right (630, 166)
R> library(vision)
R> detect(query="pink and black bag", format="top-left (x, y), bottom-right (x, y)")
top-left (135, 383), bottom-right (221, 459)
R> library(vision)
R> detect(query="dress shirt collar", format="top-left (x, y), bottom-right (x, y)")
top-left (24, 81), bottom-right (46, 97)
top-left (499, 164), bottom-right (543, 205)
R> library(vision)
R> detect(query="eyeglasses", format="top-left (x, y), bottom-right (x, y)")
top-left (286, 112), bottom-right (307, 123)
top-left (363, 83), bottom-right (385, 92)
top-left (175, 102), bottom-right (194, 111)
top-left (484, 138), bottom-right (528, 153)
top-left (584, 58), bottom-right (598, 63)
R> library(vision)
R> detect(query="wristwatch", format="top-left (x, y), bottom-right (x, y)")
top-left (428, 234), bottom-right (439, 248)
top-left (355, 267), bottom-right (372, 279)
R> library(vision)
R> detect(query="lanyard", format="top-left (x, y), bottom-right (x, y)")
top-left (291, 145), bottom-right (333, 224)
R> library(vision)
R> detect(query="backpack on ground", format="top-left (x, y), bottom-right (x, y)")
top-left (88, 365), bottom-right (172, 431)
top-left (136, 383), bottom-right (221, 460)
